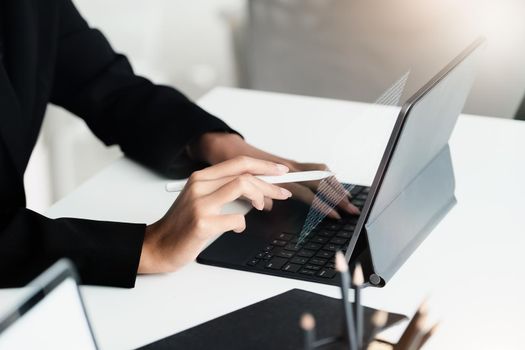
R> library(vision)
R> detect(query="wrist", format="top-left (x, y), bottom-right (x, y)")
top-left (138, 223), bottom-right (161, 274)
top-left (196, 132), bottom-right (247, 164)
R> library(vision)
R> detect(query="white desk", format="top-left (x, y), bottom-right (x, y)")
top-left (2, 87), bottom-right (525, 349)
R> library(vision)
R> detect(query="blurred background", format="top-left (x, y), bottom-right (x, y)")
top-left (26, 0), bottom-right (525, 212)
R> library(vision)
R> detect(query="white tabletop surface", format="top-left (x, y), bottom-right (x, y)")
top-left (2, 87), bottom-right (525, 349)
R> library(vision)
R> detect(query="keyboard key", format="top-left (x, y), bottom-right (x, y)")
top-left (350, 186), bottom-right (364, 196)
top-left (317, 268), bottom-right (337, 278)
top-left (255, 252), bottom-right (266, 259)
top-left (263, 245), bottom-right (274, 252)
top-left (299, 269), bottom-right (316, 276)
top-left (311, 236), bottom-right (329, 244)
top-left (330, 237), bottom-right (347, 245)
top-left (277, 233), bottom-right (293, 241)
top-left (309, 258), bottom-right (327, 266)
top-left (343, 224), bottom-right (356, 231)
top-left (305, 264), bottom-right (321, 271)
top-left (326, 223), bottom-right (341, 231)
top-left (325, 262), bottom-right (335, 269)
top-left (323, 244), bottom-right (341, 252)
top-left (275, 250), bottom-right (294, 259)
top-left (290, 257), bottom-right (308, 265)
top-left (282, 263), bottom-right (301, 273)
top-left (284, 243), bottom-right (301, 252)
top-left (336, 231), bottom-right (353, 239)
top-left (352, 200), bottom-right (365, 207)
top-left (247, 258), bottom-right (259, 266)
top-left (345, 216), bottom-right (359, 224)
top-left (304, 243), bottom-right (322, 250)
top-left (297, 249), bottom-right (316, 258)
top-left (356, 194), bottom-right (368, 201)
top-left (319, 230), bottom-right (335, 238)
top-left (265, 257), bottom-right (288, 270)
top-left (316, 250), bottom-right (334, 259)
top-left (271, 239), bottom-right (287, 247)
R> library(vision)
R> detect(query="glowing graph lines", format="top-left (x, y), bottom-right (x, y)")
top-left (296, 71), bottom-right (411, 245)
top-left (297, 180), bottom-right (354, 245)
top-left (375, 70), bottom-right (411, 107)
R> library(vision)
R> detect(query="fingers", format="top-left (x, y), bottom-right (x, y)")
top-left (189, 156), bottom-right (289, 182)
top-left (263, 197), bottom-right (274, 211)
top-left (291, 162), bottom-right (329, 172)
top-left (203, 174), bottom-right (292, 211)
top-left (321, 177), bottom-right (361, 215)
top-left (283, 183), bottom-right (341, 219)
top-left (311, 194), bottom-right (343, 220)
top-left (212, 214), bottom-right (247, 233)
top-left (185, 174), bottom-right (292, 200)
top-left (287, 162), bottom-right (329, 191)
top-left (290, 161), bottom-right (360, 216)
top-left (250, 175), bottom-right (292, 202)
top-left (183, 175), bottom-right (237, 198)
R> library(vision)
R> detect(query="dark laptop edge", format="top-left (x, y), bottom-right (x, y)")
top-left (346, 37), bottom-right (486, 284)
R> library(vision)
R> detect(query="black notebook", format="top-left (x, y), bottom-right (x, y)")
top-left (138, 289), bottom-right (406, 350)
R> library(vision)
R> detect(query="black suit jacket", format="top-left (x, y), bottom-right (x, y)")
top-left (0, 0), bottom-right (236, 288)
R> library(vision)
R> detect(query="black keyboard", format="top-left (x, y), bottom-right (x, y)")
top-left (245, 185), bottom-right (370, 279)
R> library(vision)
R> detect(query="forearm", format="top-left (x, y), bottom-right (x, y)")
top-left (51, 0), bottom-right (239, 177)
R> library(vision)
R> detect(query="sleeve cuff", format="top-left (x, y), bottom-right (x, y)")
top-left (64, 219), bottom-right (146, 288)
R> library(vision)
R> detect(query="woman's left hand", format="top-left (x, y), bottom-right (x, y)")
top-left (192, 132), bottom-right (360, 216)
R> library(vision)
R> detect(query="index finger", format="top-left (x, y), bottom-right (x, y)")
top-left (191, 156), bottom-right (289, 181)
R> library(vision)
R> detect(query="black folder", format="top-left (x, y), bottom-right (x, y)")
top-left (138, 289), bottom-right (406, 350)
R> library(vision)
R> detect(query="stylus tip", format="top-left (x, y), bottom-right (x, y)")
top-left (300, 313), bottom-right (316, 331)
top-left (352, 263), bottom-right (364, 286)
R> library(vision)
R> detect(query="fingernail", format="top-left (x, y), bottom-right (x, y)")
top-left (347, 203), bottom-right (357, 212)
top-left (275, 164), bottom-right (289, 174)
top-left (331, 211), bottom-right (342, 220)
top-left (280, 188), bottom-right (292, 198)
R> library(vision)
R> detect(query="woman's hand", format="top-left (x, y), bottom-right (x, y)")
top-left (138, 156), bottom-right (292, 274)
top-left (194, 132), bottom-right (360, 217)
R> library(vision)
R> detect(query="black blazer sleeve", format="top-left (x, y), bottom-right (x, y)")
top-left (0, 206), bottom-right (145, 289)
top-left (50, 0), bottom-right (238, 177)
top-left (1, 0), bottom-right (238, 289)
top-left (0, 135), bottom-right (145, 288)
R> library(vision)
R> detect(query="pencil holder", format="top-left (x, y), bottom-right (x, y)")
top-left (302, 252), bottom-right (437, 350)
top-left (301, 309), bottom-right (402, 350)
top-left (301, 303), bottom-right (436, 350)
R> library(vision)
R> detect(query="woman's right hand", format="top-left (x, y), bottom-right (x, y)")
top-left (138, 156), bottom-right (293, 274)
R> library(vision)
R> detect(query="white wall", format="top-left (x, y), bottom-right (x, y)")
top-left (74, 0), bottom-right (244, 98)
top-left (469, 0), bottom-right (525, 118)
top-left (243, 0), bottom-right (525, 119)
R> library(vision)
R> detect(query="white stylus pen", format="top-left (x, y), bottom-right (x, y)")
top-left (165, 170), bottom-right (335, 192)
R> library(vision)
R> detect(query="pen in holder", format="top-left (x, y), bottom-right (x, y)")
top-left (299, 251), bottom-right (438, 350)
top-left (352, 263), bottom-right (364, 349)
